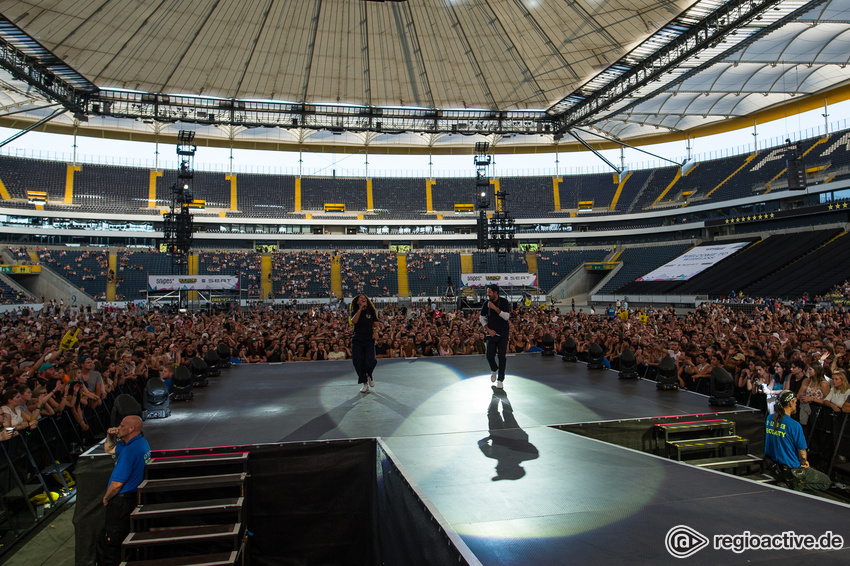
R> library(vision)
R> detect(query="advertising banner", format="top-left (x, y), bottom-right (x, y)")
top-left (461, 273), bottom-right (538, 287)
top-left (148, 275), bottom-right (240, 291)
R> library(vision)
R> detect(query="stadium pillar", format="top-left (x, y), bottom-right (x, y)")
top-left (490, 179), bottom-right (501, 213)
top-left (331, 256), bottom-right (342, 298)
top-left (64, 165), bottom-right (80, 205)
top-left (525, 250), bottom-right (538, 276)
top-left (366, 179), bottom-right (374, 212)
top-left (460, 254), bottom-right (473, 274)
top-left (426, 179), bottom-right (435, 213)
top-left (609, 171), bottom-right (631, 211)
top-left (226, 174), bottom-right (238, 210)
top-left (106, 253), bottom-right (117, 302)
top-left (396, 254), bottom-right (409, 297)
top-left (187, 253), bottom-right (199, 303)
top-left (261, 254), bottom-right (273, 301)
top-left (294, 178), bottom-right (302, 212)
top-left (148, 171), bottom-right (162, 207)
top-left (552, 177), bottom-right (562, 211)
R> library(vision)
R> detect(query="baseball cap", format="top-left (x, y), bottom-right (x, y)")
top-left (39, 362), bottom-right (54, 374)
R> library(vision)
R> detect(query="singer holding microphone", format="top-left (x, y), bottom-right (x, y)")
top-left (350, 294), bottom-right (380, 393)
top-left (480, 284), bottom-right (511, 389)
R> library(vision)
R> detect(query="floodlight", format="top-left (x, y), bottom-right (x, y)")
top-left (587, 342), bottom-right (605, 369)
top-left (709, 366), bottom-right (736, 406)
top-left (561, 337), bottom-right (577, 362)
top-left (618, 348), bottom-right (638, 379)
top-left (656, 356), bottom-right (679, 390)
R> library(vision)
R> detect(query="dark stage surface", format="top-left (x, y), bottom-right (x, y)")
top-left (142, 354), bottom-right (850, 564)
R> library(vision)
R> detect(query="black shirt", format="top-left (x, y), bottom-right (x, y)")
top-left (352, 308), bottom-right (377, 342)
top-left (481, 296), bottom-right (511, 335)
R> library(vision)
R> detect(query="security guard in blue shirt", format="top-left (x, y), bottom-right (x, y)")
top-left (97, 415), bottom-right (151, 566)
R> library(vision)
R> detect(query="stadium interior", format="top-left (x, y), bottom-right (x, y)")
top-left (1, 0), bottom-right (850, 564)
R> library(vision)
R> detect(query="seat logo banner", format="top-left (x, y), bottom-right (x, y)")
top-left (148, 276), bottom-right (239, 291)
top-left (461, 273), bottom-right (537, 287)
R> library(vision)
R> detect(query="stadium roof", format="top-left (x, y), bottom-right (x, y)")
top-left (0, 0), bottom-right (849, 156)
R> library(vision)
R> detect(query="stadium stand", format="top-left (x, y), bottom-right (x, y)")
top-left (743, 230), bottom-right (850, 298)
top-left (598, 243), bottom-right (693, 295)
top-left (302, 177), bottom-right (367, 211)
top-left (675, 230), bottom-right (841, 298)
top-left (536, 249), bottom-right (608, 293)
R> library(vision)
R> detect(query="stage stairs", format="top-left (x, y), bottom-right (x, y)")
top-left (656, 419), bottom-right (772, 483)
top-left (119, 451), bottom-right (249, 566)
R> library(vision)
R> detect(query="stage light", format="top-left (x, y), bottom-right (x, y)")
top-left (111, 393), bottom-right (142, 426)
top-left (709, 366), bottom-right (736, 406)
top-left (189, 357), bottom-right (210, 387)
top-left (587, 342), bottom-right (605, 369)
top-left (541, 334), bottom-right (555, 356)
top-left (656, 356), bottom-right (679, 390)
top-left (561, 337), bottom-right (577, 362)
top-left (143, 377), bottom-right (171, 419)
top-left (171, 364), bottom-right (194, 401)
top-left (216, 344), bottom-right (232, 368)
top-left (203, 349), bottom-right (222, 376)
top-left (618, 348), bottom-right (638, 379)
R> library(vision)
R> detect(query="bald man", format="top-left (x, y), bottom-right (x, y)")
top-left (97, 416), bottom-right (151, 566)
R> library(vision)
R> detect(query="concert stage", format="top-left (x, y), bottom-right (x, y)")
top-left (81, 355), bottom-right (849, 565)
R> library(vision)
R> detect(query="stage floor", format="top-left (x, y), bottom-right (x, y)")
top-left (141, 354), bottom-right (850, 564)
top-left (142, 354), bottom-right (750, 449)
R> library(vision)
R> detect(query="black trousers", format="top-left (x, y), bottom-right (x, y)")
top-left (97, 492), bottom-right (135, 566)
top-left (352, 340), bottom-right (377, 384)
top-left (486, 333), bottom-right (509, 382)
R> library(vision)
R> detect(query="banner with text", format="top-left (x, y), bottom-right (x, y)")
top-left (461, 273), bottom-right (538, 287)
top-left (148, 275), bottom-right (240, 291)
top-left (637, 242), bottom-right (749, 282)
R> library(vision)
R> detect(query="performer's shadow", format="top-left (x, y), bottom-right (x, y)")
top-left (478, 388), bottom-right (539, 481)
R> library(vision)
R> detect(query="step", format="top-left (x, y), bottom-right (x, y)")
top-left (667, 436), bottom-right (748, 459)
top-left (131, 497), bottom-right (244, 521)
top-left (123, 523), bottom-right (242, 548)
top-left (137, 473), bottom-right (247, 495)
top-left (688, 454), bottom-right (762, 469)
top-left (147, 453), bottom-right (248, 472)
top-left (120, 551), bottom-right (239, 566)
top-left (655, 419), bottom-right (735, 434)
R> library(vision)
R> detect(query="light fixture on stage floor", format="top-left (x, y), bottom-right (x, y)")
top-left (618, 348), bottom-right (638, 379)
top-left (171, 364), bottom-right (194, 401)
top-left (203, 349), bottom-right (222, 376)
top-left (656, 356), bottom-right (679, 390)
top-left (111, 394), bottom-right (142, 426)
top-left (216, 344), bottom-right (232, 368)
top-left (587, 343), bottom-right (605, 369)
top-left (143, 377), bottom-right (171, 419)
top-left (709, 367), bottom-right (736, 406)
top-left (541, 334), bottom-right (555, 357)
top-left (189, 357), bottom-right (210, 387)
top-left (561, 337), bottom-right (578, 362)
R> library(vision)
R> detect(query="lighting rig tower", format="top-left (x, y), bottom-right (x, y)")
top-left (474, 142), bottom-right (491, 268)
top-left (163, 130), bottom-right (196, 275)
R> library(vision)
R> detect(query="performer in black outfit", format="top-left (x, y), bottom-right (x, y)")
top-left (350, 294), bottom-right (379, 393)
top-left (480, 284), bottom-right (511, 389)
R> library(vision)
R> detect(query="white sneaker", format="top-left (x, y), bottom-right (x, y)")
top-left (496, 381), bottom-right (504, 389)
top-left (490, 371), bottom-right (498, 383)
top-left (360, 384), bottom-right (369, 393)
